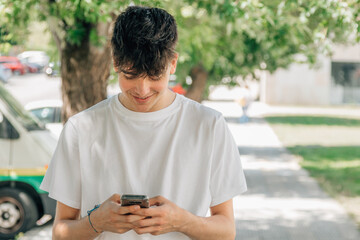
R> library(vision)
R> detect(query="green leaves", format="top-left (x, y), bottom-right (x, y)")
top-left (1, 0), bottom-right (131, 47)
top-left (66, 22), bottom-right (89, 46)
top-left (174, 0), bottom-right (359, 86)
top-left (1, 0), bottom-right (358, 87)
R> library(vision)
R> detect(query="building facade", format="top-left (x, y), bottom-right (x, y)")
top-left (261, 44), bottom-right (360, 105)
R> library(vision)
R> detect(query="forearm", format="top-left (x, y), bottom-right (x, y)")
top-left (179, 212), bottom-right (235, 240)
top-left (53, 216), bottom-right (100, 240)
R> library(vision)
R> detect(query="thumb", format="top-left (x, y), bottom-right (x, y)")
top-left (109, 193), bottom-right (121, 204)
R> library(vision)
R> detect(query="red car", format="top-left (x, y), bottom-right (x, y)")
top-left (0, 56), bottom-right (26, 75)
top-left (169, 80), bottom-right (187, 95)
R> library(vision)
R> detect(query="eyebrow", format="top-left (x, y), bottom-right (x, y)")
top-left (121, 70), bottom-right (162, 80)
top-left (120, 70), bottom-right (143, 80)
top-left (121, 70), bottom-right (138, 75)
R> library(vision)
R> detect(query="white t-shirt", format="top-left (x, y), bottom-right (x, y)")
top-left (40, 94), bottom-right (247, 240)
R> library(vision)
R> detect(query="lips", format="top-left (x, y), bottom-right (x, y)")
top-left (133, 94), bottom-right (153, 103)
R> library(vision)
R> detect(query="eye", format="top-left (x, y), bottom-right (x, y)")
top-left (124, 75), bottom-right (135, 79)
top-left (150, 75), bottom-right (162, 81)
top-left (122, 73), bottom-right (138, 80)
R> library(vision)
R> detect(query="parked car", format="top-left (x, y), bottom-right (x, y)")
top-left (19, 60), bottom-right (41, 73)
top-left (0, 64), bottom-right (12, 84)
top-left (169, 80), bottom-right (186, 95)
top-left (17, 51), bottom-right (49, 70)
top-left (0, 56), bottom-right (26, 75)
top-left (0, 83), bottom-right (57, 239)
top-left (25, 100), bottom-right (63, 138)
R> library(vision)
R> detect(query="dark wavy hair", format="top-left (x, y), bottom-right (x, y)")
top-left (111, 6), bottom-right (178, 78)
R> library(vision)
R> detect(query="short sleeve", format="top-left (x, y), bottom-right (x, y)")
top-left (210, 116), bottom-right (247, 207)
top-left (40, 119), bottom-right (81, 209)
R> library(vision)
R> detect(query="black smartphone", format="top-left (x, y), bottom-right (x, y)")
top-left (121, 194), bottom-right (150, 208)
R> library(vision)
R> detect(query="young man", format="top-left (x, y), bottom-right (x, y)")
top-left (40, 6), bottom-right (247, 240)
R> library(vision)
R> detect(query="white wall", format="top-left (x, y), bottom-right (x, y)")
top-left (262, 55), bottom-right (331, 105)
top-left (331, 44), bottom-right (360, 62)
top-left (261, 43), bottom-right (360, 105)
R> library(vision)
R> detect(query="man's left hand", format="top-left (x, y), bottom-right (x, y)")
top-left (131, 196), bottom-right (189, 236)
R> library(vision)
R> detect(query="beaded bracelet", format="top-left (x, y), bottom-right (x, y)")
top-left (87, 204), bottom-right (101, 233)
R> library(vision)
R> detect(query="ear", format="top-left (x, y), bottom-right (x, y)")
top-left (170, 53), bottom-right (178, 74)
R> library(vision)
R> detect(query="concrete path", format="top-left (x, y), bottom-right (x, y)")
top-left (203, 101), bottom-right (360, 240)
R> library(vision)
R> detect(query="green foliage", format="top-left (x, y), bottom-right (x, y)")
top-left (265, 116), bottom-right (360, 127)
top-left (289, 145), bottom-right (360, 197)
top-left (0, 1), bottom-right (31, 53)
top-left (266, 114), bottom-right (360, 198)
top-left (1, 0), bottom-right (128, 47)
top-left (173, 0), bottom-right (359, 86)
top-left (1, 0), bottom-right (359, 87)
top-left (0, 26), bottom-right (17, 54)
top-left (1, 0), bottom-right (166, 48)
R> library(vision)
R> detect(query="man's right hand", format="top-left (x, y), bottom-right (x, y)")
top-left (52, 194), bottom-right (147, 239)
top-left (90, 194), bottom-right (146, 234)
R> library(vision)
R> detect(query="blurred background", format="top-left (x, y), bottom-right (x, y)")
top-left (0, 0), bottom-right (359, 239)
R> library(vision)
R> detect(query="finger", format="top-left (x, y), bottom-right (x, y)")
top-left (149, 196), bottom-right (165, 206)
top-left (110, 193), bottom-right (121, 204)
top-left (132, 207), bottom-right (158, 217)
top-left (119, 214), bottom-right (146, 223)
top-left (134, 226), bottom-right (162, 235)
top-left (117, 205), bottom-right (140, 215)
top-left (133, 217), bottom-right (161, 228)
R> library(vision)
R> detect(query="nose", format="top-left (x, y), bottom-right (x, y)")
top-left (135, 77), bottom-right (151, 96)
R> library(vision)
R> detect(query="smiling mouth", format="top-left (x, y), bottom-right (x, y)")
top-left (134, 95), bottom-right (151, 99)
top-left (135, 96), bottom-right (150, 99)
top-left (133, 94), bottom-right (153, 102)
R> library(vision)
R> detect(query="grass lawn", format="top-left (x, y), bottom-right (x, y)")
top-left (265, 115), bottom-right (360, 225)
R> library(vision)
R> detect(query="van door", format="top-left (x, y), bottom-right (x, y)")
top-left (0, 111), bottom-right (19, 174)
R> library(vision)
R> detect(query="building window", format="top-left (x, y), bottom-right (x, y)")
top-left (332, 62), bottom-right (360, 87)
top-left (331, 62), bottom-right (360, 104)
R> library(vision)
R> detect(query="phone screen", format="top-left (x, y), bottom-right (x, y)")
top-left (121, 194), bottom-right (150, 208)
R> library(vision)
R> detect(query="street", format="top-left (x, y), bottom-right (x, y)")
top-left (4, 73), bottom-right (121, 106)
top-left (4, 73), bottom-right (62, 106)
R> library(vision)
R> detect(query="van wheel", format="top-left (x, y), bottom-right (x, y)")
top-left (0, 188), bottom-right (39, 239)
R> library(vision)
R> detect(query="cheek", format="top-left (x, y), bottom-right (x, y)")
top-left (154, 81), bottom-right (169, 92)
top-left (119, 79), bottom-right (133, 91)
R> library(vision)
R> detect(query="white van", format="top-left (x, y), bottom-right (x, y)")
top-left (0, 83), bottom-right (57, 239)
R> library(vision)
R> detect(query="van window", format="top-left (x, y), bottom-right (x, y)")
top-left (0, 85), bottom-right (44, 131)
top-left (30, 107), bottom-right (56, 124)
top-left (0, 112), bottom-right (19, 139)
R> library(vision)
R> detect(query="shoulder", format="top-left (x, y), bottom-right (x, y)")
top-left (178, 95), bottom-right (224, 125)
top-left (67, 96), bottom-right (114, 128)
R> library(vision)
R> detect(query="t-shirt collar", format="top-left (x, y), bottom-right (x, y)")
top-left (113, 93), bottom-right (181, 121)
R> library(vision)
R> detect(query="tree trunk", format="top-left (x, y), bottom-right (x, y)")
top-left (185, 64), bottom-right (208, 102)
top-left (60, 33), bottom-right (112, 122)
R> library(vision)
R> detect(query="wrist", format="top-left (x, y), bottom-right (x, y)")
top-left (87, 204), bottom-right (103, 233)
top-left (177, 210), bottom-right (197, 234)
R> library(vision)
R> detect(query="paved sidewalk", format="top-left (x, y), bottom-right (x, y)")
top-left (203, 101), bottom-right (360, 240)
